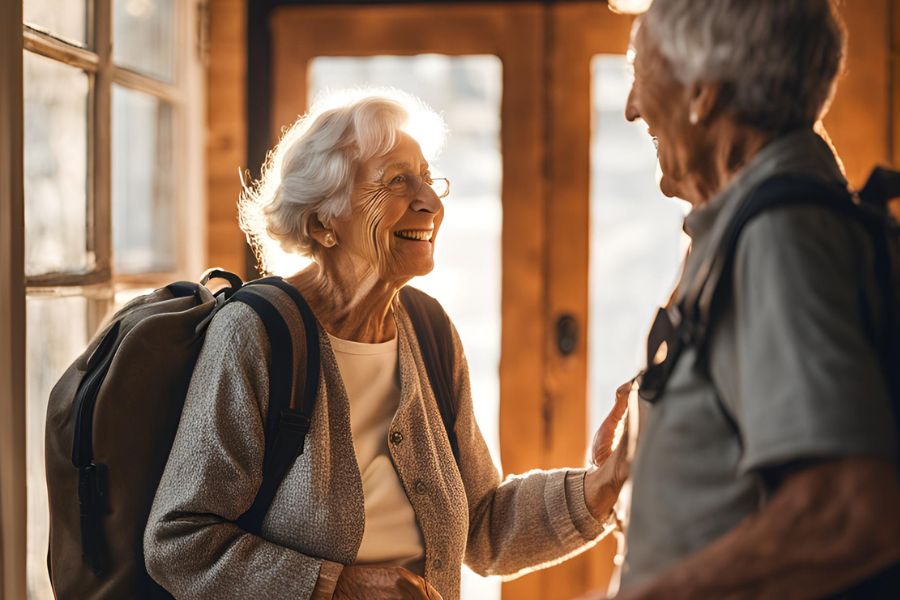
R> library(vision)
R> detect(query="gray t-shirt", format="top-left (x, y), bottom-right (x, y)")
top-left (622, 130), bottom-right (898, 589)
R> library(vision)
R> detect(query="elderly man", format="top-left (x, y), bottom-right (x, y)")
top-left (599, 1), bottom-right (900, 598)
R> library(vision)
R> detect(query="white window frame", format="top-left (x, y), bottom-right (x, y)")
top-left (1, 1), bottom-right (206, 596)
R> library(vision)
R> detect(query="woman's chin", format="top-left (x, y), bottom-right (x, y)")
top-left (398, 258), bottom-right (435, 280)
top-left (391, 240), bottom-right (435, 270)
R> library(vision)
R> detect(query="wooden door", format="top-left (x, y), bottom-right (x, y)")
top-left (269, 3), bottom-right (632, 599)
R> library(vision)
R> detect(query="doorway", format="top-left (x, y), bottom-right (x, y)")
top-left (266, 3), bottom-right (637, 599)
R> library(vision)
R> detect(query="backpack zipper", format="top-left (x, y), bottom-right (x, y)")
top-left (71, 320), bottom-right (120, 576)
top-left (72, 321), bottom-right (120, 468)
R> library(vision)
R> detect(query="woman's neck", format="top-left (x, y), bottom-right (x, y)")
top-left (288, 257), bottom-right (401, 344)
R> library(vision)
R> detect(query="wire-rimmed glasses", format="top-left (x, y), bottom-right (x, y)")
top-left (384, 172), bottom-right (451, 199)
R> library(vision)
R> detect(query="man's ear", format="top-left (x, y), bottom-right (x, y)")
top-left (308, 214), bottom-right (336, 248)
top-left (688, 80), bottom-right (723, 125)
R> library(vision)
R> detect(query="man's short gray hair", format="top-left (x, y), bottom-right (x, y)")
top-left (239, 89), bottom-right (445, 272)
top-left (642, 0), bottom-right (846, 132)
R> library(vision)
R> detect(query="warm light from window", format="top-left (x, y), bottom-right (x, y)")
top-left (608, 0), bottom-right (653, 14)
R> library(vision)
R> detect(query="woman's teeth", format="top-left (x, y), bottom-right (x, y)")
top-left (394, 230), bottom-right (433, 241)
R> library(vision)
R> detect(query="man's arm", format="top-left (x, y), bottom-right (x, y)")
top-left (619, 457), bottom-right (900, 599)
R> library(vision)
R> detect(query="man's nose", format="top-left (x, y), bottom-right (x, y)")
top-left (625, 86), bottom-right (640, 122)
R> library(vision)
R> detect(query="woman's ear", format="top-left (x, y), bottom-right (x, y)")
top-left (688, 81), bottom-right (723, 125)
top-left (309, 215), bottom-right (337, 248)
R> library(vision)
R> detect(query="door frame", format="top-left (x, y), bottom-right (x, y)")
top-left (263, 3), bottom-right (635, 598)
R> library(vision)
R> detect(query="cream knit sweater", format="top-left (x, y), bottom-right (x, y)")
top-left (144, 284), bottom-right (612, 599)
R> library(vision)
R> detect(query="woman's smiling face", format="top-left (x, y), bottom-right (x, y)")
top-left (331, 132), bottom-right (445, 283)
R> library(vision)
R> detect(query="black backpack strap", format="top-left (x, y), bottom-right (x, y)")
top-left (640, 176), bottom-right (886, 402)
top-left (689, 176), bottom-right (857, 349)
top-left (399, 287), bottom-right (460, 465)
top-left (230, 278), bottom-right (321, 532)
top-left (691, 175), bottom-right (898, 439)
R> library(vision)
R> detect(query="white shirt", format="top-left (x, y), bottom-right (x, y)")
top-left (326, 332), bottom-right (425, 567)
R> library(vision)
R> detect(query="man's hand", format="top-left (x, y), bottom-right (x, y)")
top-left (584, 381), bottom-right (633, 520)
top-left (332, 565), bottom-right (443, 600)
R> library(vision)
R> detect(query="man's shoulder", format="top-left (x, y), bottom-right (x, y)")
top-left (734, 198), bottom-right (870, 283)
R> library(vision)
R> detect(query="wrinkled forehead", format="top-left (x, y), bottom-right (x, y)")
top-left (361, 132), bottom-right (429, 180)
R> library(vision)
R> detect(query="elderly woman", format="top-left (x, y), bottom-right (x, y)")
top-left (144, 92), bottom-right (629, 600)
top-left (605, 0), bottom-right (900, 598)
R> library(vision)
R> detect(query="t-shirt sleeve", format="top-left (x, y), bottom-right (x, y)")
top-left (730, 205), bottom-right (897, 475)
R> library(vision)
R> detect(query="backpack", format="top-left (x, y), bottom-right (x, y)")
top-left (637, 166), bottom-right (900, 597)
top-left (45, 270), bottom-right (459, 599)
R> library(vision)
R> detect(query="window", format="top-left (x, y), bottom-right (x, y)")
top-left (20, 0), bottom-right (206, 596)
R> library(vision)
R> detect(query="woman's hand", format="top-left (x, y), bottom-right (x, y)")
top-left (332, 566), bottom-right (443, 600)
top-left (584, 381), bottom-right (633, 520)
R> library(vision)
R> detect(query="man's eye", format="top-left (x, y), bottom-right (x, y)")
top-left (389, 175), bottom-right (407, 185)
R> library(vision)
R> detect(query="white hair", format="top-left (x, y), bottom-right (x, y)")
top-left (239, 88), bottom-right (446, 272)
top-left (642, 0), bottom-right (846, 132)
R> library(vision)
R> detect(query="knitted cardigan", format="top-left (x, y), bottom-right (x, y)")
top-left (144, 284), bottom-right (612, 599)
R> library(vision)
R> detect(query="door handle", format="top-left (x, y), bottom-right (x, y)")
top-left (555, 313), bottom-right (579, 356)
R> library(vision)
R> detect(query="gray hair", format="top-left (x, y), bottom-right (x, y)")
top-left (239, 89), bottom-right (445, 272)
top-left (642, 0), bottom-right (846, 132)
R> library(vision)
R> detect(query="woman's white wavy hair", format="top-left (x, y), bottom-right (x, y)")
top-left (642, 0), bottom-right (846, 133)
top-left (239, 88), bottom-right (446, 273)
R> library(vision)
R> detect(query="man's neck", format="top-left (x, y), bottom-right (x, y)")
top-left (688, 122), bottom-right (774, 207)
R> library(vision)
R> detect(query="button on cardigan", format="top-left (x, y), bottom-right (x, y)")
top-left (144, 284), bottom-right (613, 599)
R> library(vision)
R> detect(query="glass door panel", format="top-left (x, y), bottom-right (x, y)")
top-left (24, 0), bottom-right (90, 47)
top-left (588, 55), bottom-right (689, 431)
top-left (26, 294), bottom-right (98, 599)
top-left (23, 52), bottom-right (91, 277)
top-left (112, 85), bottom-right (177, 274)
top-left (307, 55), bottom-right (503, 600)
top-left (113, 0), bottom-right (176, 82)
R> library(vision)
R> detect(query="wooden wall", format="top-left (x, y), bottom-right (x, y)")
top-left (826, 0), bottom-right (892, 187)
top-left (206, 0), bottom-right (247, 277)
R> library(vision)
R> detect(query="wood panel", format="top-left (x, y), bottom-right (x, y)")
top-left (826, 0), bottom-right (891, 188)
top-left (0, 0), bottom-right (26, 596)
top-left (206, 0), bottom-right (248, 277)
top-left (271, 5), bottom-right (562, 599)
top-left (534, 4), bottom-right (633, 598)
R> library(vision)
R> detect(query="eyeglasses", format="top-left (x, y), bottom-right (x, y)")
top-left (384, 172), bottom-right (451, 199)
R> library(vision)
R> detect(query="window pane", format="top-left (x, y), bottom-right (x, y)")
top-left (113, 0), bottom-right (176, 82)
top-left (309, 55), bottom-right (503, 600)
top-left (588, 55), bottom-right (689, 432)
top-left (24, 0), bottom-right (89, 47)
top-left (26, 295), bottom-right (95, 600)
top-left (24, 52), bottom-right (91, 277)
top-left (112, 85), bottom-right (176, 274)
